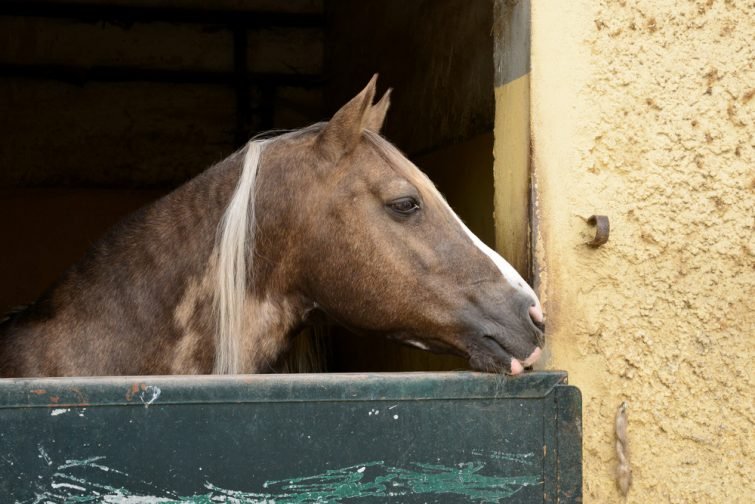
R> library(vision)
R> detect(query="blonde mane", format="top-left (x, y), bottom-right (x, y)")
top-left (214, 139), bottom-right (269, 374)
top-left (213, 126), bottom-right (322, 374)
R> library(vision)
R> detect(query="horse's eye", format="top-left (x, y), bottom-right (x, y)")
top-left (387, 197), bottom-right (421, 216)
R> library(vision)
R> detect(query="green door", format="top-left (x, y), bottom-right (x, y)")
top-left (0, 371), bottom-right (581, 502)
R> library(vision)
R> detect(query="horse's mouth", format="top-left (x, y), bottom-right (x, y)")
top-left (395, 330), bottom-right (542, 376)
top-left (396, 334), bottom-right (464, 357)
top-left (465, 333), bottom-right (543, 376)
top-left (524, 310), bottom-right (545, 345)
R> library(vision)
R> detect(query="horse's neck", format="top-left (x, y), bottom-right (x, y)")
top-left (2, 149), bottom-right (304, 376)
top-left (165, 151), bottom-right (307, 374)
top-left (172, 265), bottom-right (303, 374)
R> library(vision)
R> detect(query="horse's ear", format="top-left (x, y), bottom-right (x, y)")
top-left (316, 74), bottom-right (378, 162)
top-left (364, 89), bottom-right (391, 133)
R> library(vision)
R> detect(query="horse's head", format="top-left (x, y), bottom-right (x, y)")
top-left (258, 76), bottom-right (543, 375)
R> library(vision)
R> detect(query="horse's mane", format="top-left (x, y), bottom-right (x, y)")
top-left (213, 126), bottom-right (322, 374)
top-left (214, 139), bottom-right (268, 374)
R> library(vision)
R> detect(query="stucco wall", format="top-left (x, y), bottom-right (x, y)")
top-left (527, 0), bottom-right (753, 501)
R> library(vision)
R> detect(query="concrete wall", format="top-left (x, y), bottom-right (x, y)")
top-left (526, 0), bottom-right (753, 501)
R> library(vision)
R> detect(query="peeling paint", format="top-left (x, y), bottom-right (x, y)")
top-left (37, 445), bottom-right (52, 466)
top-left (50, 482), bottom-right (86, 491)
top-left (138, 386), bottom-right (161, 408)
top-left (22, 456), bottom-right (539, 504)
top-left (471, 449), bottom-right (535, 466)
top-left (49, 408), bottom-right (69, 416)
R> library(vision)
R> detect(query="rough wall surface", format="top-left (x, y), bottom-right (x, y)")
top-left (529, 0), bottom-right (753, 501)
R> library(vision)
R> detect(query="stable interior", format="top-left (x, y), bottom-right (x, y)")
top-left (0, 0), bottom-right (497, 372)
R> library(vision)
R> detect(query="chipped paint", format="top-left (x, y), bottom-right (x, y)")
top-left (138, 386), bottom-right (161, 408)
top-left (471, 449), bottom-right (535, 466)
top-left (50, 408), bottom-right (69, 416)
top-left (37, 445), bottom-right (52, 466)
top-left (125, 383), bottom-right (141, 401)
top-left (25, 454), bottom-right (174, 503)
top-left (100, 497), bottom-right (176, 503)
top-left (23, 456), bottom-right (539, 503)
top-left (2, 373), bottom-right (578, 501)
top-left (50, 482), bottom-right (86, 491)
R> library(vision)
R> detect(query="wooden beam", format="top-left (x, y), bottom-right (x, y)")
top-left (0, 2), bottom-right (324, 28)
top-left (0, 63), bottom-right (322, 88)
top-left (493, 0), bottom-right (532, 280)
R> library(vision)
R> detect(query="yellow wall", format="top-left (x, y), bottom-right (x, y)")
top-left (519, 1), bottom-right (753, 501)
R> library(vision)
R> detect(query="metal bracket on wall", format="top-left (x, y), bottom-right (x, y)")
top-left (585, 215), bottom-right (610, 247)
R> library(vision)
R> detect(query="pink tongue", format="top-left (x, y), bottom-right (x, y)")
top-left (510, 359), bottom-right (524, 375)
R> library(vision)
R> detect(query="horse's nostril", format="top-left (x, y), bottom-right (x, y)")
top-left (529, 304), bottom-right (544, 324)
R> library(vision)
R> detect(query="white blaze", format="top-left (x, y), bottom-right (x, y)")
top-left (446, 206), bottom-right (542, 313)
top-left (361, 130), bottom-right (542, 315)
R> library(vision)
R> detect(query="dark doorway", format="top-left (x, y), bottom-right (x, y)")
top-left (0, 0), bottom-right (496, 372)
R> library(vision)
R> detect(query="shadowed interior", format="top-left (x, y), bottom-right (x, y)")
top-left (0, 0), bottom-right (509, 373)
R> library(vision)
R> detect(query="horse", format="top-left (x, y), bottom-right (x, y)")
top-left (0, 75), bottom-right (544, 378)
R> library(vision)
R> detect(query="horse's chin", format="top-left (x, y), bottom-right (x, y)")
top-left (464, 334), bottom-right (543, 375)
top-left (468, 353), bottom-right (521, 375)
top-left (393, 330), bottom-right (542, 376)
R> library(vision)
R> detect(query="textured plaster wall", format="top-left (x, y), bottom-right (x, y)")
top-left (528, 0), bottom-right (753, 501)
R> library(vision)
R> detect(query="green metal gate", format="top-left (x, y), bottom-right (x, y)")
top-left (0, 371), bottom-right (581, 503)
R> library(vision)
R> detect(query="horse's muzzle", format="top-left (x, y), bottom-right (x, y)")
top-left (510, 346), bottom-right (543, 375)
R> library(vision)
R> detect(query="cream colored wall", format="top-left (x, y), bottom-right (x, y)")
top-left (525, 0), bottom-right (753, 501)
